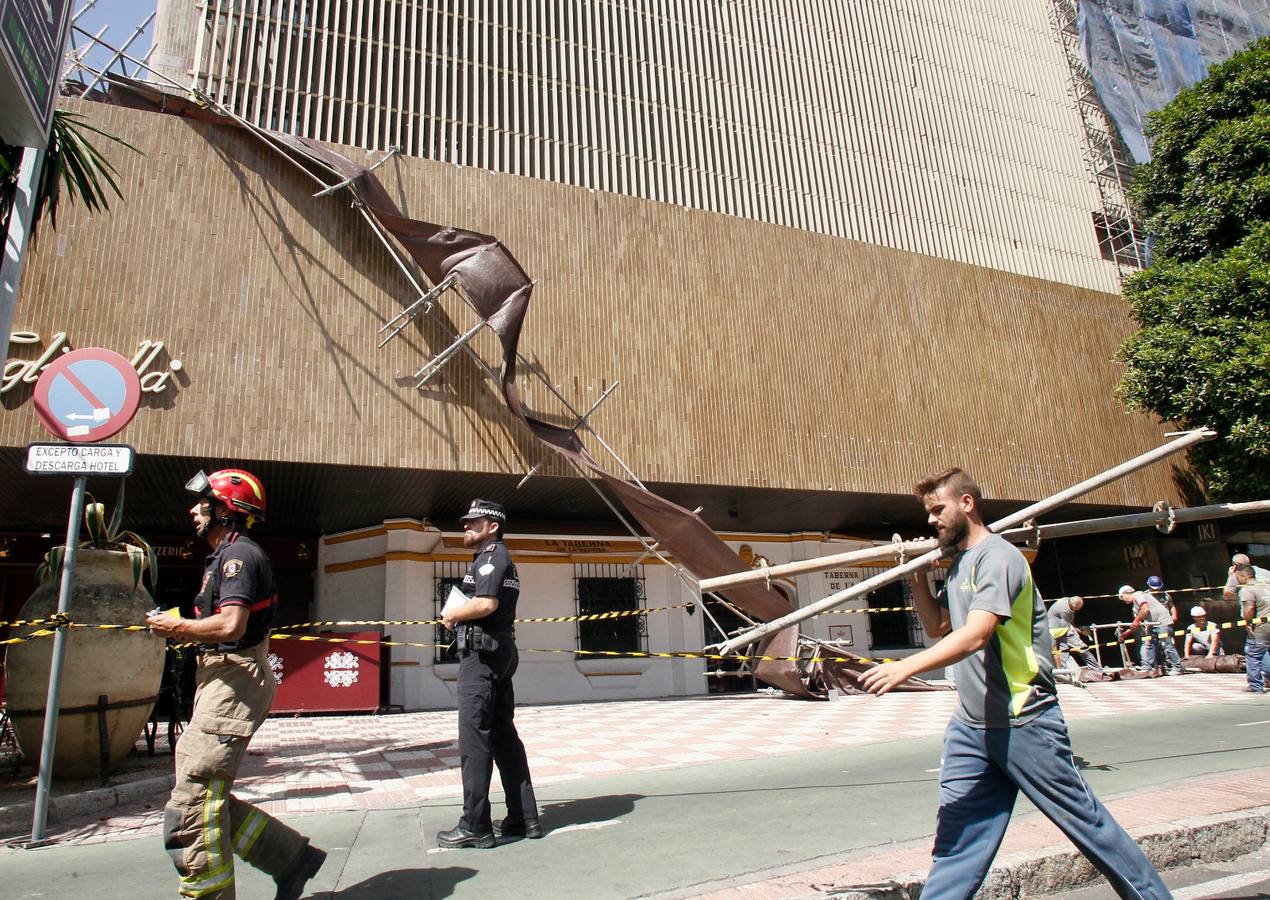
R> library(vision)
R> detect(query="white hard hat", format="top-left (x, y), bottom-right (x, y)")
top-left (1118, 584), bottom-right (1135, 595)
top-left (1190, 606), bottom-right (1207, 617)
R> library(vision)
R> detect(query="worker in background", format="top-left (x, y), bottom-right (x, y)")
top-left (1047, 595), bottom-right (1092, 670)
top-left (1236, 564), bottom-right (1270, 694)
top-left (1183, 606), bottom-right (1223, 659)
top-left (1118, 584), bottom-right (1184, 676)
top-left (1145, 575), bottom-right (1177, 624)
top-left (1223, 553), bottom-right (1270, 601)
top-left (147, 469), bottom-right (325, 899)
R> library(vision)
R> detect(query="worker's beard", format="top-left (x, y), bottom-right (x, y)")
top-left (937, 510), bottom-right (970, 551)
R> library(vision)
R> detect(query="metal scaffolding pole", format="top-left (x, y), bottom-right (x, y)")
top-left (700, 498), bottom-right (1270, 594)
top-left (716, 428), bottom-right (1216, 655)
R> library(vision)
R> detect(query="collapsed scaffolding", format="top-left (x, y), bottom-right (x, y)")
top-left (64, 29), bottom-right (824, 695)
top-left (60, 30), bottom-right (1270, 702)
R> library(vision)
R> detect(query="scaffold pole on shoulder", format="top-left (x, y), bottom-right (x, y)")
top-left (699, 497), bottom-right (1270, 594)
top-left (715, 428), bottom-right (1217, 656)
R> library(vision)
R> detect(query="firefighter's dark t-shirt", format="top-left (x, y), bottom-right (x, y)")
top-left (194, 532), bottom-right (277, 650)
top-left (462, 537), bottom-right (519, 634)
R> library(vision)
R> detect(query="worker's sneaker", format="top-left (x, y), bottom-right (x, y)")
top-left (274, 844), bottom-right (326, 900)
top-left (494, 817), bottom-right (544, 839)
top-left (437, 825), bottom-right (496, 848)
top-left (1166, 668), bottom-right (1184, 676)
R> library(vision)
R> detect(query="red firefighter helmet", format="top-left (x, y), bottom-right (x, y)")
top-left (186, 468), bottom-right (266, 525)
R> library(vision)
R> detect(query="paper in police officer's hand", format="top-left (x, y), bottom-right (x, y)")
top-left (442, 585), bottom-right (471, 618)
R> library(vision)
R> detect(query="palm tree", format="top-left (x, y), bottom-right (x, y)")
top-left (0, 109), bottom-right (138, 240)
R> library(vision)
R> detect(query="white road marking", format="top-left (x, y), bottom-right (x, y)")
top-left (550, 819), bottom-right (621, 835)
top-left (1234, 719), bottom-right (1270, 727)
top-left (1173, 868), bottom-right (1270, 898)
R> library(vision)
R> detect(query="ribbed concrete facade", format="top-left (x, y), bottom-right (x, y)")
top-left (153, 0), bottom-right (1120, 293)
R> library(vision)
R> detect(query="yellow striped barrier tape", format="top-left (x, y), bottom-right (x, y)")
top-left (5, 614), bottom-right (1269, 670)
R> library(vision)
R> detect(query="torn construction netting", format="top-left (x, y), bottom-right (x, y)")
top-left (99, 76), bottom-right (945, 696)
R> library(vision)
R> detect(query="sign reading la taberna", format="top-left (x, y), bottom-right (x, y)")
top-left (3, 331), bottom-right (183, 395)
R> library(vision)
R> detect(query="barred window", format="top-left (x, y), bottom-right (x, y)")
top-left (867, 580), bottom-right (923, 649)
top-left (433, 561), bottom-right (467, 664)
top-left (575, 563), bottom-right (646, 657)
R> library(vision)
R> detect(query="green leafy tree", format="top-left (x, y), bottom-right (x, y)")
top-left (1118, 37), bottom-right (1270, 500)
top-left (0, 109), bottom-right (137, 240)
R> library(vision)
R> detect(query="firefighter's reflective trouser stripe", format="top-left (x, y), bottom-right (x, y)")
top-left (164, 641), bottom-right (308, 899)
top-left (165, 773), bottom-right (308, 898)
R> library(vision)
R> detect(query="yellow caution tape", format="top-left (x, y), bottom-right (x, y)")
top-left (4, 613), bottom-right (1267, 670)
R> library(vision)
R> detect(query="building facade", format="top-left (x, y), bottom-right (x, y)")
top-left (0, 3), bottom-right (1253, 709)
top-left (153, 0), bottom-right (1122, 292)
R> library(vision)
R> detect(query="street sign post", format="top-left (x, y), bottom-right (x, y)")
top-left (24, 442), bottom-right (134, 476)
top-left (0, 0), bottom-right (73, 146)
top-left (26, 348), bottom-right (140, 844)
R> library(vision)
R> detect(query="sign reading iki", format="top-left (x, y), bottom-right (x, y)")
top-left (4, 331), bottom-right (183, 395)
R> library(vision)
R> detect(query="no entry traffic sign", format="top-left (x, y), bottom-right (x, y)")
top-left (32, 348), bottom-right (141, 442)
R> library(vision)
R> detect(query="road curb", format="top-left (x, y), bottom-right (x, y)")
top-left (0, 774), bottom-right (174, 839)
top-left (812, 807), bottom-right (1270, 899)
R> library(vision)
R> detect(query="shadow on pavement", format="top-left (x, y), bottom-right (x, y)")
top-left (331, 866), bottom-right (477, 898)
top-left (1071, 753), bottom-right (1116, 772)
top-left (539, 793), bottom-right (642, 830)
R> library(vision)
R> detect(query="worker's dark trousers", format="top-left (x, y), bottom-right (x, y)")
top-left (456, 641), bottom-right (539, 833)
top-left (922, 705), bottom-right (1171, 900)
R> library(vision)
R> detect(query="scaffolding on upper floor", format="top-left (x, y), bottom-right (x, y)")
top-left (1047, 0), bottom-right (1147, 279)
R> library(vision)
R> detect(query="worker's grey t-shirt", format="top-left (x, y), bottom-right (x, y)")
top-left (1226, 565), bottom-right (1270, 593)
top-left (941, 534), bottom-right (1057, 728)
top-left (1239, 582), bottom-right (1270, 642)
top-left (1134, 592), bottom-right (1173, 629)
top-left (1048, 596), bottom-right (1078, 629)
top-left (1187, 623), bottom-right (1217, 653)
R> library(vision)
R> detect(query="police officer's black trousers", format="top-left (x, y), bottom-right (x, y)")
top-left (456, 641), bottom-right (538, 833)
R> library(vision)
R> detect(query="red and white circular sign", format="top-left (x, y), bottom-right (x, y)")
top-left (32, 348), bottom-right (142, 443)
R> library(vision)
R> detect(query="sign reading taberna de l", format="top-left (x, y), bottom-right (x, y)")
top-left (0, 0), bottom-right (73, 146)
top-left (25, 442), bottom-right (134, 475)
top-left (32, 347), bottom-right (142, 442)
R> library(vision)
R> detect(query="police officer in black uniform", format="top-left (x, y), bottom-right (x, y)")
top-left (437, 499), bottom-right (542, 848)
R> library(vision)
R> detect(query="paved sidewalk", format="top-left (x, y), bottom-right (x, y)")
top-left (678, 773), bottom-right (1270, 898)
top-left (1, 672), bottom-right (1256, 848)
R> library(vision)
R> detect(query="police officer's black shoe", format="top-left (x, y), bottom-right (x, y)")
top-left (494, 817), bottom-right (543, 839)
top-left (274, 843), bottom-right (327, 900)
top-left (437, 824), bottom-right (497, 848)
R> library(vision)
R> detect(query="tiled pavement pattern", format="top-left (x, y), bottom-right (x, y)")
top-left (32, 673), bottom-right (1262, 846)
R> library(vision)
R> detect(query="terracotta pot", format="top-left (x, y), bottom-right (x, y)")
top-left (5, 548), bottom-right (164, 778)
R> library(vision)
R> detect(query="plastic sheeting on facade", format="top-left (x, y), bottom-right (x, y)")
top-left (1079, 0), bottom-right (1270, 162)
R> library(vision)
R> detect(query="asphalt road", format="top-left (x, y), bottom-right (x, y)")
top-left (5, 699), bottom-right (1270, 899)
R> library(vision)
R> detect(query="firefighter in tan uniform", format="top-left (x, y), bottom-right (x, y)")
top-left (146, 469), bottom-right (325, 899)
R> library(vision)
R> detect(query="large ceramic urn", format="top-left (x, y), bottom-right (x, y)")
top-left (5, 548), bottom-right (165, 778)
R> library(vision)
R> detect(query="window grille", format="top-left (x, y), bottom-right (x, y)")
top-left (433, 560), bottom-right (467, 664)
top-left (867, 580), bottom-right (923, 650)
top-left (574, 563), bottom-right (646, 657)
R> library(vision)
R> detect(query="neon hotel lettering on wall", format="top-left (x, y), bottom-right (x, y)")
top-left (3, 332), bottom-right (183, 395)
